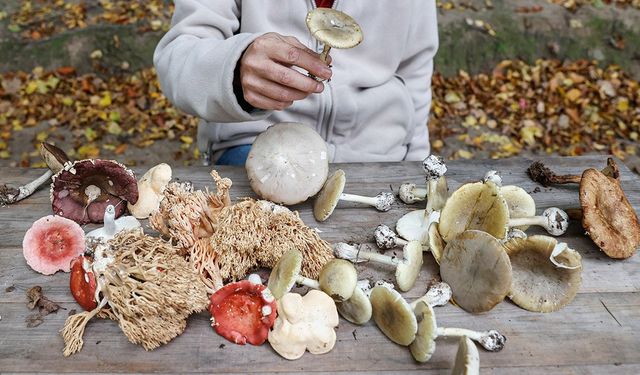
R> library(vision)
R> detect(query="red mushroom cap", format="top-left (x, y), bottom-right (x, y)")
top-left (51, 159), bottom-right (138, 225)
top-left (22, 215), bottom-right (85, 275)
top-left (209, 280), bottom-right (277, 346)
top-left (69, 256), bottom-right (98, 311)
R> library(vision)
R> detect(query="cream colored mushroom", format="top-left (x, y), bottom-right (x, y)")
top-left (503, 235), bottom-right (582, 312)
top-left (305, 8), bottom-right (363, 63)
top-left (128, 163), bottom-right (172, 218)
top-left (370, 285), bottom-right (418, 346)
top-left (86, 205), bottom-right (141, 241)
top-left (336, 279), bottom-right (373, 325)
top-left (451, 337), bottom-right (480, 375)
top-left (268, 290), bottom-right (339, 360)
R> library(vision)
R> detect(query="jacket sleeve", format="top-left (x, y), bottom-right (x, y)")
top-left (153, 0), bottom-right (271, 123)
top-left (397, 1), bottom-right (439, 161)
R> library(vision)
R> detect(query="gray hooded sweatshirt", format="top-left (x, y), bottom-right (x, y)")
top-left (154, 0), bottom-right (438, 163)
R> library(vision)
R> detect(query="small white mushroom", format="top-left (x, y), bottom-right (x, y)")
top-left (374, 224), bottom-right (409, 249)
top-left (507, 207), bottom-right (569, 236)
top-left (398, 183), bottom-right (428, 204)
top-left (127, 163), bottom-right (172, 219)
top-left (314, 169), bottom-right (395, 221)
top-left (334, 241), bottom-right (422, 292)
top-left (396, 209), bottom-right (441, 244)
top-left (483, 170), bottom-right (502, 186)
top-left (86, 205), bottom-right (141, 241)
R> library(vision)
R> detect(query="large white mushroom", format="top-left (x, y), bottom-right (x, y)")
top-left (245, 122), bottom-right (329, 205)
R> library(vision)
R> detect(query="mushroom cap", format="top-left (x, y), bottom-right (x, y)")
top-left (396, 240), bottom-right (423, 292)
top-left (439, 181), bottom-right (509, 242)
top-left (396, 209), bottom-right (427, 242)
top-left (305, 8), bottom-right (363, 49)
top-left (428, 222), bottom-right (445, 264)
top-left (39, 142), bottom-right (70, 173)
top-left (579, 167), bottom-right (640, 259)
top-left (501, 185), bottom-right (536, 231)
top-left (370, 285), bottom-right (417, 346)
top-left (50, 159), bottom-right (139, 225)
top-left (451, 336), bottom-right (480, 375)
top-left (408, 300), bottom-right (438, 363)
top-left (504, 235), bottom-right (582, 312)
top-left (22, 215), bottom-right (85, 275)
top-left (69, 255), bottom-right (98, 311)
top-left (209, 279), bottom-right (277, 345)
top-left (128, 163), bottom-right (172, 219)
top-left (246, 122), bottom-right (329, 205)
top-left (319, 259), bottom-right (358, 302)
top-left (313, 169), bottom-right (346, 222)
top-left (336, 286), bottom-right (372, 325)
top-left (268, 249), bottom-right (303, 300)
top-left (440, 230), bottom-right (512, 313)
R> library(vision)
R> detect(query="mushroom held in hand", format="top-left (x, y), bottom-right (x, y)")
top-left (314, 169), bottom-right (395, 222)
top-left (440, 230), bottom-right (512, 313)
top-left (451, 336), bottom-right (480, 375)
top-left (128, 163), bottom-right (172, 218)
top-left (268, 249), bottom-right (357, 302)
top-left (268, 290), bottom-right (339, 360)
top-left (209, 276), bottom-right (277, 345)
top-left (51, 159), bottom-right (138, 225)
top-left (86, 205), bottom-right (141, 241)
top-left (22, 215), bottom-right (85, 275)
top-left (504, 236), bottom-right (582, 312)
top-left (0, 143), bottom-right (70, 206)
top-left (305, 8), bottom-right (363, 64)
top-left (246, 123), bottom-right (329, 205)
top-left (410, 301), bottom-right (505, 363)
top-left (334, 241), bottom-right (422, 292)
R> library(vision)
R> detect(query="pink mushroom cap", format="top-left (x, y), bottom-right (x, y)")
top-left (23, 215), bottom-right (85, 275)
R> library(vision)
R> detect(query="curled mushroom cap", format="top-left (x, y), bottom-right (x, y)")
top-left (440, 230), bottom-right (512, 313)
top-left (451, 337), bottom-right (480, 375)
top-left (501, 185), bottom-right (536, 231)
top-left (246, 122), bottom-right (329, 205)
top-left (580, 167), bottom-right (640, 259)
top-left (50, 159), bottom-right (138, 225)
top-left (439, 181), bottom-right (509, 242)
top-left (504, 235), bottom-right (582, 312)
top-left (370, 285), bottom-right (418, 346)
top-left (306, 8), bottom-right (363, 51)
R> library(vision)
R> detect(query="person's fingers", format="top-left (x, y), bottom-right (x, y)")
top-left (282, 36), bottom-right (318, 56)
top-left (254, 61), bottom-right (324, 94)
top-left (243, 90), bottom-right (293, 111)
top-left (243, 74), bottom-right (311, 102)
top-left (265, 40), bottom-right (332, 80)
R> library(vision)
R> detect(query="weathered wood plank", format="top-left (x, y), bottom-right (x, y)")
top-left (0, 292), bottom-right (638, 373)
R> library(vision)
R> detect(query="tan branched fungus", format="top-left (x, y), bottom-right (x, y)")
top-left (61, 230), bottom-right (208, 356)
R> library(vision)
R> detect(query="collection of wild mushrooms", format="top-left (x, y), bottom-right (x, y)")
top-left (6, 6), bottom-right (640, 373)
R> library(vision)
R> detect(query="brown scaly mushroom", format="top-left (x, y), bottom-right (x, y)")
top-left (440, 230), bottom-right (512, 313)
top-left (305, 8), bottom-right (363, 64)
top-left (0, 143), bottom-right (70, 206)
top-left (504, 235), bottom-right (582, 312)
top-left (245, 123), bottom-right (329, 205)
top-left (50, 159), bottom-right (139, 225)
top-left (314, 169), bottom-right (395, 222)
top-left (334, 241), bottom-right (423, 292)
top-left (60, 230), bottom-right (209, 356)
top-left (527, 158), bottom-right (640, 259)
top-left (409, 300), bottom-right (506, 363)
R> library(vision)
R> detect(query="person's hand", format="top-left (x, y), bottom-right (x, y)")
top-left (238, 32), bottom-right (333, 111)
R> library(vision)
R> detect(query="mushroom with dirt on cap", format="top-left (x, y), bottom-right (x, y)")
top-left (334, 241), bottom-right (423, 292)
top-left (314, 169), bottom-right (395, 222)
top-left (1, 142), bottom-right (70, 206)
top-left (440, 230), bottom-right (512, 313)
top-left (245, 122), bottom-right (329, 205)
top-left (305, 8), bottom-right (363, 65)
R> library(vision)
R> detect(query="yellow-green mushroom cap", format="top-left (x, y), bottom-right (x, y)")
top-left (440, 230), bottom-right (512, 313)
top-left (370, 285), bottom-right (417, 346)
top-left (409, 300), bottom-right (438, 363)
top-left (396, 240), bottom-right (423, 292)
top-left (319, 259), bottom-right (357, 302)
top-left (501, 185), bottom-right (536, 231)
top-left (439, 181), bottom-right (509, 242)
top-left (451, 336), bottom-right (480, 375)
top-left (268, 249), bottom-right (303, 300)
top-left (337, 286), bottom-right (372, 325)
top-left (305, 8), bottom-right (363, 50)
top-left (504, 235), bottom-right (582, 313)
top-left (428, 222), bottom-right (445, 264)
top-left (313, 169), bottom-right (346, 221)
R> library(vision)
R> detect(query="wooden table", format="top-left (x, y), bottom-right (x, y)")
top-left (1, 155), bottom-right (639, 374)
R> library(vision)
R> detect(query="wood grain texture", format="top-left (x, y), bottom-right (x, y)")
top-left (1, 155), bottom-right (639, 373)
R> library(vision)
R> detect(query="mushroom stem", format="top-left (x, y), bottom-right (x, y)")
top-left (435, 327), bottom-right (506, 352)
top-left (340, 192), bottom-right (395, 212)
top-left (319, 44), bottom-right (331, 63)
top-left (507, 207), bottom-right (569, 236)
top-left (296, 275), bottom-right (321, 290)
top-left (409, 282), bottom-right (452, 309)
top-left (0, 169), bottom-right (53, 205)
top-left (103, 206), bottom-right (116, 235)
top-left (334, 243), bottom-right (398, 266)
top-left (422, 155), bottom-right (447, 215)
